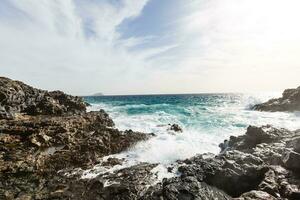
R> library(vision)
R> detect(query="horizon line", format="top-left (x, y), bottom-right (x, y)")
top-left (81, 91), bottom-right (281, 97)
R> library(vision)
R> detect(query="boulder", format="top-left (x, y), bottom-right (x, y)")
top-left (282, 151), bottom-right (300, 173)
top-left (142, 176), bottom-right (231, 200)
top-left (168, 124), bottom-right (183, 132)
top-left (229, 125), bottom-right (289, 150)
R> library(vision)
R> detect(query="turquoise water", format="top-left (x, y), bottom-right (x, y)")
top-left (84, 93), bottom-right (300, 165)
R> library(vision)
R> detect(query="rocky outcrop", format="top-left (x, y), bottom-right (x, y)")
top-left (142, 176), bottom-right (231, 200)
top-left (30, 162), bottom-right (158, 200)
top-left (0, 77), bottom-right (87, 119)
top-left (141, 125), bottom-right (300, 199)
top-left (168, 124), bottom-right (183, 133)
top-left (1, 77), bottom-right (300, 199)
top-left (0, 111), bottom-right (151, 199)
top-left (0, 77), bottom-right (151, 199)
top-left (253, 86), bottom-right (300, 112)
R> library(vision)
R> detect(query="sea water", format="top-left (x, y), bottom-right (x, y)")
top-left (82, 93), bottom-right (300, 178)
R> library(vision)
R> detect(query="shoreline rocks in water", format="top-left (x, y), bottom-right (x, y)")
top-left (1, 77), bottom-right (300, 199)
top-left (168, 123), bottom-right (183, 133)
top-left (253, 86), bottom-right (300, 112)
top-left (142, 125), bottom-right (300, 199)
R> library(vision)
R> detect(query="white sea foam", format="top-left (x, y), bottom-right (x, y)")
top-left (83, 93), bottom-right (300, 180)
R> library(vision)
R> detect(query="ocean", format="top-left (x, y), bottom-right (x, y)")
top-left (83, 93), bottom-right (300, 178)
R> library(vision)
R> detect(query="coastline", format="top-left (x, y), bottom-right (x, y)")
top-left (0, 77), bottom-right (299, 199)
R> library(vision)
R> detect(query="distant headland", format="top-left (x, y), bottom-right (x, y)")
top-left (92, 92), bottom-right (104, 96)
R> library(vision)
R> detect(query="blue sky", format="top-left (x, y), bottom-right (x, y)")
top-left (0, 0), bottom-right (300, 95)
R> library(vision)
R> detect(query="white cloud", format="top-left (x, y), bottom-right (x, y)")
top-left (0, 0), bottom-right (299, 95)
top-left (167, 0), bottom-right (300, 92)
top-left (0, 0), bottom-right (167, 95)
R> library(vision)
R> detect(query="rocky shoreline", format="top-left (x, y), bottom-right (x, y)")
top-left (253, 86), bottom-right (300, 112)
top-left (0, 77), bottom-right (299, 199)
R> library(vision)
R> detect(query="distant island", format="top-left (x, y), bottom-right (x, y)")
top-left (92, 92), bottom-right (104, 96)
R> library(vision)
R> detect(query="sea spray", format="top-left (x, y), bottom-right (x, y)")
top-left (83, 93), bottom-right (300, 178)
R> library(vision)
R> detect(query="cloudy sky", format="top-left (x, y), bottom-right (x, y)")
top-left (0, 0), bottom-right (299, 95)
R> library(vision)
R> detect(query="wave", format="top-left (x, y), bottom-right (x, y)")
top-left (83, 93), bottom-right (300, 178)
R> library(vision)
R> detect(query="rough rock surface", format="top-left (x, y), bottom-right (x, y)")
top-left (141, 125), bottom-right (300, 199)
top-left (142, 176), bottom-right (231, 200)
top-left (253, 86), bottom-right (300, 112)
top-left (0, 77), bottom-right (151, 199)
top-left (1, 77), bottom-right (300, 200)
top-left (168, 124), bottom-right (183, 133)
top-left (0, 77), bottom-right (87, 119)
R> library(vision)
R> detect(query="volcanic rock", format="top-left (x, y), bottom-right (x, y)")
top-left (168, 124), bottom-right (183, 132)
top-left (142, 125), bottom-right (300, 199)
top-left (253, 86), bottom-right (300, 112)
top-left (2, 77), bottom-right (300, 200)
top-left (0, 77), bottom-right (86, 119)
top-left (142, 176), bottom-right (231, 200)
top-left (0, 76), bottom-right (151, 199)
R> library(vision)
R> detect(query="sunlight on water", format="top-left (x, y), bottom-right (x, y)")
top-left (83, 93), bottom-right (300, 178)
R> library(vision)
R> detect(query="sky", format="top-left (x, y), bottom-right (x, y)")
top-left (0, 0), bottom-right (300, 95)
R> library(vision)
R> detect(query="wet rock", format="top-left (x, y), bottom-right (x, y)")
top-left (207, 152), bottom-right (267, 197)
top-left (219, 139), bottom-right (230, 154)
top-left (253, 86), bottom-right (300, 112)
top-left (47, 163), bottom-right (158, 200)
top-left (174, 151), bottom-right (267, 198)
top-left (99, 163), bottom-right (158, 200)
top-left (0, 110), bottom-right (150, 198)
top-left (229, 125), bottom-right (289, 150)
top-left (101, 157), bottom-right (125, 166)
top-left (142, 176), bottom-right (231, 200)
top-left (143, 125), bottom-right (300, 200)
top-left (168, 124), bottom-right (183, 132)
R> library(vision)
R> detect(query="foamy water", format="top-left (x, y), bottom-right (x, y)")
top-left (82, 93), bottom-right (300, 179)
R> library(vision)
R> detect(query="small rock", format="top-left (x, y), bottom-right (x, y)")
top-left (168, 124), bottom-right (183, 132)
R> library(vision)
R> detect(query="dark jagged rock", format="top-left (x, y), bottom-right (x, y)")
top-left (228, 125), bottom-right (291, 151)
top-left (0, 77), bottom-right (152, 199)
top-left (43, 163), bottom-right (158, 200)
top-left (0, 110), bottom-right (151, 199)
top-left (168, 124), bottom-right (183, 133)
top-left (1, 76), bottom-right (300, 200)
top-left (177, 151), bottom-right (267, 197)
top-left (253, 86), bottom-right (300, 112)
top-left (236, 190), bottom-right (277, 200)
top-left (95, 163), bottom-right (157, 200)
top-left (0, 77), bottom-right (86, 119)
top-left (283, 151), bottom-right (300, 172)
top-left (142, 125), bottom-right (300, 199)
top-left (142, 176), bottom-right (231, 200)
